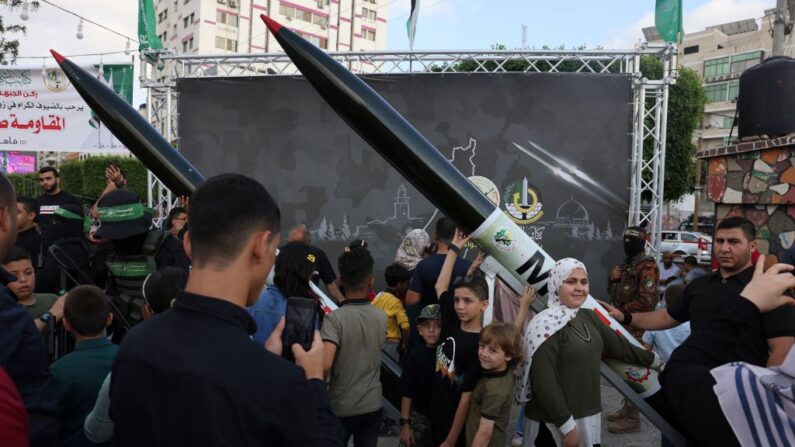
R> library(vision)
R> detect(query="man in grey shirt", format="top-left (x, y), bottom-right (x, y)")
top-left (322, 248), bottom-right (386, 447)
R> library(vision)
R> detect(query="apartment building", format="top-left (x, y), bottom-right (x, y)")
top-left (645, 9), bottom-right (794, 150)
top-left (154, 0), bottom-right (389, 56)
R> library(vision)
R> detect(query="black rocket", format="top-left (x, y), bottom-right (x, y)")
top-left (260, 15), bottom-right (494, 233)
top-left (49, 50), bottom-right (204, 196)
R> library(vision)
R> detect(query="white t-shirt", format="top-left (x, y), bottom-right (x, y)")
top-left (658, 262), bottom-right (680, 292)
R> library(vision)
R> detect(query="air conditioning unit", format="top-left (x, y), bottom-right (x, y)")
top-left (286, 15), bottom-right (293, 20)
top-left (228, 0), bottom-right (237, 7)
top-left (317, 0), bottom-right (325, 8)
top-left (321, 23), bottom-right (328, 29)
top-left (217, 0), bottom-right (226, 3)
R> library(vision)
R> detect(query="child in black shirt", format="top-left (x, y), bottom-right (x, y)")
top-left (400, 304), bottom-right (442, 447)
top-left (431, 232), bottom-right (488, 447)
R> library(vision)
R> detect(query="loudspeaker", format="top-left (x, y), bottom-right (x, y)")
top-left (739, 56), bottom-right (795, 139)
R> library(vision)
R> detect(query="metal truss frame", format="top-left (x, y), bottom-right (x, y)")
top-left (142, 45), bottom-right (677, 253)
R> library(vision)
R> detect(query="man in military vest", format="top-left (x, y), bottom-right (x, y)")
top-left (94, 190), bottom-right (158, 340)
top-left (605, 226), bottom-right (660, 434)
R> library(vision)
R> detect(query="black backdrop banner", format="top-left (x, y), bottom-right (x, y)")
top-left (177, 73), bottom-right (633, 294)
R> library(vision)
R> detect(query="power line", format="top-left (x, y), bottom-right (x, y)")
top-left (39, 0), bottom-right (139, 43)
top-left (13, 50), bottom-right (139, 60)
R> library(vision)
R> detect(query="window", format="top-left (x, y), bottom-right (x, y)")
top-left (704, 56), bottom-right (730, 78)
top-left (296, 31), bottom-right (327, 49)
top-left (173, 23), bottom-right (177, 34)
top-left (684, 45), bottom-right (699, 55)
top-left (362, 28), bottom-right (376, 41)
top-left (215, 36), bottom-right (238, 51)
top-left (157, 9), bottom-right (168, 23)
top-left (704, 83), bottom-right (727, 103)
top-left (361, 7), bottom-right (377, 21)
top-left (723, 117), bottom-right (735, 129)
top-left (279, 3), bottom-right (327, 26)
top-left (184, 17), bottom-right (189, 28)
top-left (662, 232), bottom-right (676, 241)
top-left (681, 233), bottom-right (698, 242)
top-left (216, 10), bottom-right (239, 26)
top-left (730, 51), bottom-right (762, 75)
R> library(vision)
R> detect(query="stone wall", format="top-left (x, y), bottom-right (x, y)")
top-left (705, 145), bottom-right (795, 259)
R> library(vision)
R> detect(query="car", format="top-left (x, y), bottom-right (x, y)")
top-left (660, 231), bottom-right (712, 265)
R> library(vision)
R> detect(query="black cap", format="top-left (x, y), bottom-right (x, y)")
top-left (94, 190), bottom-right (152, 240)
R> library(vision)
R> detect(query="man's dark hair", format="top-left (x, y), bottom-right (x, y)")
top-left (38, 166), bottom-right (59, 177)
top-left (664, 284), bottom-right (686, 309)
top-left (188, 174), bottom-right (281, 268)
top-left (716, 216), bottom-right (756, 241)
top-left (2, 246), bottom-right (30, 265)
top-left (64, 285), bottom-right (109, 336)
top-left (338, 247), bottom-right (374, 290)
top-left (16, 196), bottom-right (36, 214)
top-left (435, 217), bottom-right (457, 241)
top-left (0, 174), bottom-right (15, 209)
top-left (165, 207), bottom-right (187, 230)
top-left (683, 256), bottom-right (698, 267)
top-left (143, 267), bottom-right (188, 314)
top-left (274, 242), bottom-right (315, 298)
top-left (384, 263), bottom-right (410, 287)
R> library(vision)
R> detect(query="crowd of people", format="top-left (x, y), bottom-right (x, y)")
top-left (1, 168), bottom-right (794, 447)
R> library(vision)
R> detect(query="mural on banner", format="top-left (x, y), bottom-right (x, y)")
top-left (0, 65), bottom-right (133, 152)
top-left (178, 73), bottom-right (632, 292)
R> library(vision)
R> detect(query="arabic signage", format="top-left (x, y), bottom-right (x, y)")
top-left (0, 65), bottom-right (133, 152)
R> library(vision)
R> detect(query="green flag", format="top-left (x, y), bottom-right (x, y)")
top-left (655, 0), bottom-right (683, 43)
top-left (406, 0), bottom-right (420, 50)
top-left (138, 0), bottom-right (163, 51)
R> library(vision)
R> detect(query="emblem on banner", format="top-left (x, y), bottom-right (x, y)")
top-left (492, 227), bottom-right (515, 253)
top-left (504, 177), bottom-right (544, 224)
top-left (42, 69), bottom-right (70, 93)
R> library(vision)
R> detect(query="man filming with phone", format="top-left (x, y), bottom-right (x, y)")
top-left (109, 174), bottom-right (344, 446)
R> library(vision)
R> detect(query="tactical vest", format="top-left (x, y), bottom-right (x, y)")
top-left (106, 230), bottom-right (164, 325)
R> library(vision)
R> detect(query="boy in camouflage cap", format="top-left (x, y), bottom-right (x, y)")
top-left (400, 304), bottom-right (441, 446)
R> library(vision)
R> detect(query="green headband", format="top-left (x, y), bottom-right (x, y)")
top-left (97, 203), bottom-right (150, 223)
top-left (54, 207), bottom-right (83, 221)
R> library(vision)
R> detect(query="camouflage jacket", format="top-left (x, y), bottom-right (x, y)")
top-left (608, 254), bottom-right (660, 314)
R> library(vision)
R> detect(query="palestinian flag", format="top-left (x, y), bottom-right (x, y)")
top-left (406, 0), bottom-right (420, 50)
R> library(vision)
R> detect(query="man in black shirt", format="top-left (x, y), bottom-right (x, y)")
top-left (601, 216), bottom-right (795, 445)
top-left (35, 167), bottom-right (82, 249)
top-left (287, 224), bottom-right (344, 302)
top-left (14, 196), bottom-right (43, 269)
top-left (110, 174), bottom-right (344, 446)
top-left (0, 174), bottom-right (59, 447)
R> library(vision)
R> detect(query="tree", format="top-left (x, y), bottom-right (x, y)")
top-left (640, 55), bottom-right (706, 203)
top-left (0, 1), bottom-right (39, 65)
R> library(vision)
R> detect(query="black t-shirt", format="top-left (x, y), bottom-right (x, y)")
top-left (35, 191), bottom-right (82, 244)
top-left (431, 324), bottom-right (480, 445)
top-left (409, 254), bottom-right (471, 307)
top-left (400, 344), bottom-right (436, 416)
top-left (14, 227), bottom-right (43, 267)
top-left (667, 266), bottom-right (795, 368)
top-left (308, 245), bottom-right (336, 285)
top-left (439, 290), bottom-right (460, 339)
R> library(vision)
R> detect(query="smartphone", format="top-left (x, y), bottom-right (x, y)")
top-left (107, 160), bottom-right (117, 168)
top-left (282, 297), bottom-right (318, 361)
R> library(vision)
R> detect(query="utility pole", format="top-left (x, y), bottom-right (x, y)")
top-left (773, 0), bottom-right (790, 56)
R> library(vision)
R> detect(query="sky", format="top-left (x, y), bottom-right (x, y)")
top-left (1, 0), bottom-right (778, 101)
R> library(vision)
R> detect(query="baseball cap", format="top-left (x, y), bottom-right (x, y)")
top-left (417, 304), bottom-right (440, 322)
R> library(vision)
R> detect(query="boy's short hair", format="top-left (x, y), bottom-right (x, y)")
top-left (64, 285), bottom-right (110, 336)
top-left (682, 256), bottom-right (698, 267)
top-left (664, 284), bottom-right (685, 309)
top-left (338, 247), bottom-right (374, 290)
top-left (2, 246), bottom-right (31, 265)
top-left (480, 322), bottom-right (523, 367)
top-left (453, 275), bottom-right (488, 301)
top-left (17, 196), bottom-right (37, 214)
top-left (384, 263), bottom-right (411, 287)
top-left (435, 217), bottom-right (457, 241)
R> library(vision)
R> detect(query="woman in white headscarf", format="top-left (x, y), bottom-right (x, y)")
top-left (517, 258), bottom-right (661, 447)
top-left (394, 229), bottom-right (430, 272)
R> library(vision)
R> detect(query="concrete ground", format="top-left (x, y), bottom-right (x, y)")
top-left (375, 378), bottom-right (661, 446)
